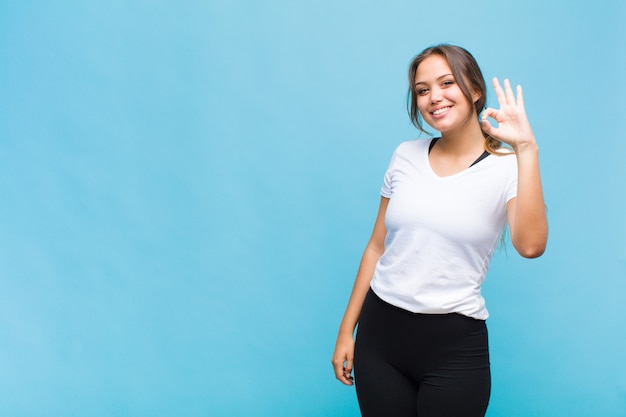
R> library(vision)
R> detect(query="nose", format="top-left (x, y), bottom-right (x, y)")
top-left (430, 87), bottom-right (443, 103)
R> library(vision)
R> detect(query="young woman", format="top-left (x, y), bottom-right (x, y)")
top-left (331, 44), bottom-right (548, 417)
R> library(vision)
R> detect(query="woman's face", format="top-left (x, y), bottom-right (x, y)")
top-left (414, 55), bottom-right (476, 134)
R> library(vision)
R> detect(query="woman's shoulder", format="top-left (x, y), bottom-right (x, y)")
top-left (492, 147), bottom-right (517, 161)
top-left (393, 138), bottom-right (433, 155)
top-left (486, 147), bottom-right (518, 174)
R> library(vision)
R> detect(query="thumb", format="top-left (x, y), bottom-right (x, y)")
top-left (481, 108), bottom-right (497, 134)
top-left (345, 357), bottom-right (353, 375)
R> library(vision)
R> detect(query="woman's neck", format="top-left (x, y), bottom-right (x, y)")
top-left (437, 118), bottom-right (485, 156)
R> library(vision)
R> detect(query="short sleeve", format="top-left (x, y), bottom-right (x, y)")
top-left (380, 149), bottom-right (398, 198)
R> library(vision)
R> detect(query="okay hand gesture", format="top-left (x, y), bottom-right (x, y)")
top-left (481, 78), bottom-right (536, 150)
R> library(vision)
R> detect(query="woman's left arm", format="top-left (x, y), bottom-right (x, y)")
top-left (482, 78), bottom-right (548, 258)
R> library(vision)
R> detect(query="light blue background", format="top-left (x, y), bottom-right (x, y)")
top-left (1, 1), bottom-right (625, 416)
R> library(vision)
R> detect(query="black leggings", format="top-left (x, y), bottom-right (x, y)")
top-left (354, 289), bottom-right (491, 417)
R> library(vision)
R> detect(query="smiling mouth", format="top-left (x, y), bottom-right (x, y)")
top-left (432, 106), bottom-right (451, 115)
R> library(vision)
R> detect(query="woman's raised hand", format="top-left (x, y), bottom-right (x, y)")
top-left (481, 78), bottom-right (536, 150)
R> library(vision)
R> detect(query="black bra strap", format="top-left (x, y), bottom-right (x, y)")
top-left (428, 137), bottom-right (439, 153)
top-left (428, 137), bottom-right (489, 168)
top-left (469, 151), bottom-right (490, 167)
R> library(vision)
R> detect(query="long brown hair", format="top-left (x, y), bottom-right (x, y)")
top-left (407, 44), bottom-right (501, 154)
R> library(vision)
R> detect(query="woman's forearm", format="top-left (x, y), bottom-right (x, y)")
top-left (510, 141), bottom-right (548, 258)
top-left (337, 246), bottom-right (383, 335)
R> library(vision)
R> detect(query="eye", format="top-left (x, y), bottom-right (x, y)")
top-left (417, 87), bottom-right (429, 96)
top-left (442, 79), bottom-right (455, 88)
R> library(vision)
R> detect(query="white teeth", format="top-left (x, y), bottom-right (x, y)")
top-left (433, 107), bottom-right (450, 115)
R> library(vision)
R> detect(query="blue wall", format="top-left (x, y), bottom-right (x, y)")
top-left (1, 1), bottom-right (625, 416)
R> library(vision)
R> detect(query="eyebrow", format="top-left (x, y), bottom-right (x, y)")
top-left (414, 73), bottom-right (454, 86)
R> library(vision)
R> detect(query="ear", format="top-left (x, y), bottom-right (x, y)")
top-left (472, 89), bottom-right (481, 103)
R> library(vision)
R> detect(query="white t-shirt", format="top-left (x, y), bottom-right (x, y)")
top-left (370, 138), bottom-right (518, 320)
